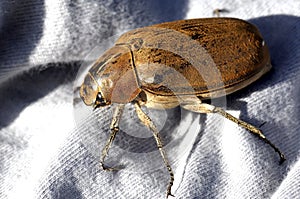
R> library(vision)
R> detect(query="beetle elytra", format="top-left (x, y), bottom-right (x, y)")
top-left (79, 17), bottom-right (285, 198)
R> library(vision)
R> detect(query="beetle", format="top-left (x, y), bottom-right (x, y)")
top-left (79, 17), bottom-right (285, 198)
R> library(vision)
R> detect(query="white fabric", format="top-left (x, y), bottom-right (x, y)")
top-left (1, 0), bottom-right (300, 198)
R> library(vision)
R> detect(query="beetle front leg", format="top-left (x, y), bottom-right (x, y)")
top-left (134, 101), bottom-right (175, 198)
top-left (182, 102), bottom-right (285, 164)
top-left (100, 104), bottom-right (125, 171)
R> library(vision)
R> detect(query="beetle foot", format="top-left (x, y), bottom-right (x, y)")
top-left (166, 186), bottom-right (175, 198)
top-left (262, 136), bottom-right (286, 164)
top-left (166, 192), bottom-right (175, 198)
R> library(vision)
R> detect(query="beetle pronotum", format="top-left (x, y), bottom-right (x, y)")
top-left (79, 18), bottom-right (285, 198)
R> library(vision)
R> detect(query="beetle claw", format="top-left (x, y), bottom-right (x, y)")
top-left (166, 191), bottom-right (175, 198)
top-left (166, 184), bottom-right (175, 198)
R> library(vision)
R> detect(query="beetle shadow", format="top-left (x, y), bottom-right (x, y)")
top-left (223, 15), bottom-right (300, 164)
top-left (114, 106), bottom-right (182, 154)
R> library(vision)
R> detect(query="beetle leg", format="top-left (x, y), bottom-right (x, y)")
top-left (212, 8), bottom-right (230, 17)
top-left (100, 104), bottom-right (125, 171)
top-left (182, 102), bottom-right (285, 164)
top-left (134, 101), bottom-right (175, 198)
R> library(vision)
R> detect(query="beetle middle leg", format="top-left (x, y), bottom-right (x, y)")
top-left (134, 101), bottom-right (175, 198)
top-left (182, 102), bottom-right (285, 164)
top-left (100, 104), bottom-right (125, 171)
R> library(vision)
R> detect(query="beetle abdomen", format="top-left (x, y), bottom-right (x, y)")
top-left (116, 18), bottom-right (271, 98)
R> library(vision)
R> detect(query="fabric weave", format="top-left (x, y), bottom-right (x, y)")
top-left (1, 1), bottom-right (299, 199)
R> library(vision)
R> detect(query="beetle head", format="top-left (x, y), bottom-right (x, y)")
top-left (80, 72), bottom-right (111, 109)
top-left (80, 44), bottom-right (142, 109)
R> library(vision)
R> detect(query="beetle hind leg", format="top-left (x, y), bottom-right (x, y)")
top-left (182, 102), bottom-right (285, 164)
top-left (100, 104), bottom-right (125, 171)
top-left (134, 101), bottom-right (175, 198)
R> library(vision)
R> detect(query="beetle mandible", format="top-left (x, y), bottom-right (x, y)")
top-left (79, 17), bottom-right (285, 198)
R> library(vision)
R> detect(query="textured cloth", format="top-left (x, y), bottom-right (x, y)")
top-left (1, 0), bottom-right (300, 199)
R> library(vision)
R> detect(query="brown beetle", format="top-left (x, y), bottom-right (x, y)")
top-left (79, 18), bottom-right (285, 198)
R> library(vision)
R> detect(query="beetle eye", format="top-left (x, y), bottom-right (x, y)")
top-left (94, 92), bottom-right (107, 109)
